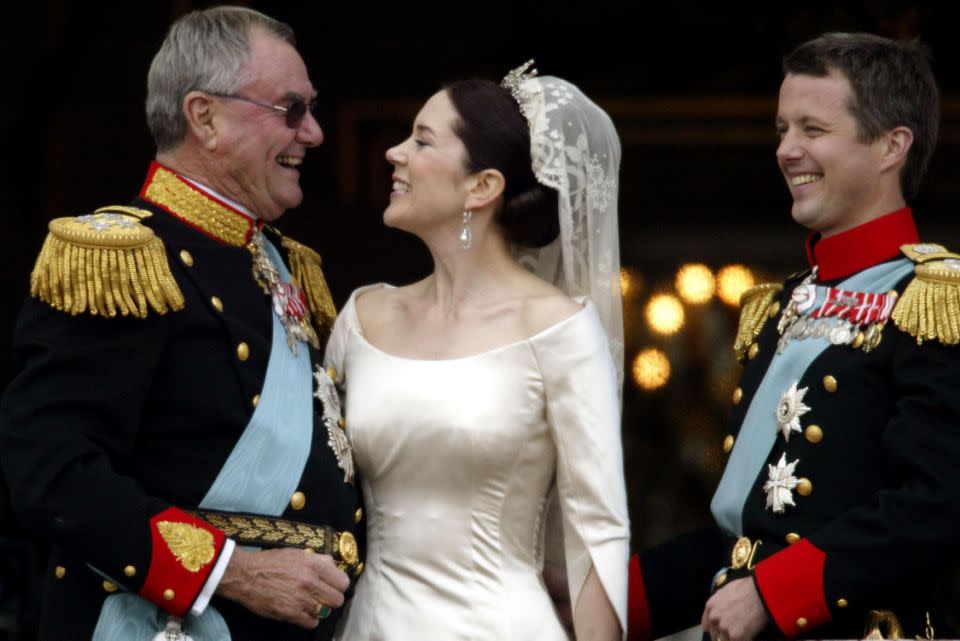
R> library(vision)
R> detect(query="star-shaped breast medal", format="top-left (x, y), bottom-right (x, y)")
top-left (775, 381), bottom-right (810, 442)
top-left (313, 366), bottom-right (354, 484)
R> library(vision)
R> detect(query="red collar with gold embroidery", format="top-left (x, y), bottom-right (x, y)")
top-left (805, 207), bottom-right (919, 281)
top-left (139, 161), bottom-right (263, 247)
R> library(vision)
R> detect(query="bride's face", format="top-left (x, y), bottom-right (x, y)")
top-left (384, 90), bottom-right (472, 234)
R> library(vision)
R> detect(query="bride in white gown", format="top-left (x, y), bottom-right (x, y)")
top-left (324, 63), bottom-right (630, 641)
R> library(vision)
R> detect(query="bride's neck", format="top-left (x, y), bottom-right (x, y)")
top-left (424, 228), bottom-right (521, 313)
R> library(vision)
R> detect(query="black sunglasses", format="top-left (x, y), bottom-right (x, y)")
top-left (209, 93), bottom-right (320, 129)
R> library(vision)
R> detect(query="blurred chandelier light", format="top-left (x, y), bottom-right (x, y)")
top-left (632, 348), bottom-right (671, 390)
top-left (646, 293), bottom-right (685, 335)
top-left (675, 264), bottom-right (715, 304)
top-left (717, 264), bottom-right (756, 307)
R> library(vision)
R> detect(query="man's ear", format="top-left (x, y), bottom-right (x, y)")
top-left (879, 125), bottom-right (913, 174)
top-left (464, 169), bottom-right (506, 211)
top-left (183, 91), bottom-right (219, 151)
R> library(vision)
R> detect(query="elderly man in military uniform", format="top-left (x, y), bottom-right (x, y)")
top-left (625, 33), bottom-right (960, 641)
top-left (0, 7), bottom-right (361, 641)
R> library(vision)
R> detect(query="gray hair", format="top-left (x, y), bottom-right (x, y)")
top-left (146, 6), bottom-right (296, 151)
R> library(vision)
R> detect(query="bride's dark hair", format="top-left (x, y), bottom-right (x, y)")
top-left (445, 79), bottom-right (559, 248)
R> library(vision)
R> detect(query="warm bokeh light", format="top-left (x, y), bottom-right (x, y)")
top-left (646, 293), bottom-right (685, 335)
top-left (620, 268), bottom-right (633, 297)
top-left (675, 263), bottom-right (715, 304)
top-left (632, 348), bottom-right (671, 390)
top-left (716, 264), bottom-right (756, 307)
top-left (620, 267), bottom-right (642, 298)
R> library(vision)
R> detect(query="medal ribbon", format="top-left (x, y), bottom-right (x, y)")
top-left (809, 287), bottom-right (895, 324)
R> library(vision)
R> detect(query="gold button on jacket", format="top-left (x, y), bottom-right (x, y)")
top-left (290, 491), bottom-right (306, 510)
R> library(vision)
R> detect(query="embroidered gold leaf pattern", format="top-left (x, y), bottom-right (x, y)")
top-left (201, 513), bottom-right (328, 550)
top-left (156, 521), bottom-right (215, 573)
top-left (144, 167), bottom-right (252, 247)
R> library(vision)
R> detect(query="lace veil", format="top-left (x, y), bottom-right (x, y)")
top-left (504, 64), bottom-right (625, 388)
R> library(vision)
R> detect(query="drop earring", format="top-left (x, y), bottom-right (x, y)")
top-left (459, 210), bottom-right (472, 250)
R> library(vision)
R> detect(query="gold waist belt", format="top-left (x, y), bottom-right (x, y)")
top-left (191, 509), bottom-right (361, 574)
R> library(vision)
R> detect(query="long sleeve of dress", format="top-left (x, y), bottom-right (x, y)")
top-left (530, 304), bottom-right (631, 637)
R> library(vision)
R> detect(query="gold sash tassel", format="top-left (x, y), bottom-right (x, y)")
top-left (891, 259), bottom-right (960, 346)
top-left (29, 210), bottom-right (185, 318)
top-left (734, 283), bottom-right (783, 361)
top-left (281, 236), bottom-right (337, 333)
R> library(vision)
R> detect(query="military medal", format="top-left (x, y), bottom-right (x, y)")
top-left (777, 267), bottom-right (895, 353)
top-left (248, 233), bottom-right (319, 355)
top-left (776, 271), bottom-right (816, 351)
top-left (810, 287), bottom-right (896, 324)
top-left (313, 366), bottom-right (355, 484)
top-left (763, 453), bottom-right (800, 513)
top-left (775, 381), bottom-right (810, 442)
top-left (828, 322), bottom-right (855, 345)
top-left (152, 617), bottom-right (193, 641)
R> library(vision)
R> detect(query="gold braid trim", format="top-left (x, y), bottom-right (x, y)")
top-left (199, 512), bottom-right (332, 551)
top-left (899, 243), bottom-right (960, 264)
top-left (192, 509), bottom-right (361, 571)
top-left (733, 283), bottom-right (783, 361)
top-left (143, 166), bottom-right (254, 247)
top-left (29, 211), bottom-right (184, 318)
top-left (891, 259), bottom-right (960, 346)
top-left (281, 236), bottom-right (337, 333)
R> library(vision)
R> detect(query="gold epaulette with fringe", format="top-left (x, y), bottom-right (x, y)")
top-left (891, 243), bottom-right (960, 346)
top-left (733, 283), bottom-right (783, 361)
top-left (30, 207), bottom-right (185, 318)
top-left (280, 236), bottom-right (337, 333)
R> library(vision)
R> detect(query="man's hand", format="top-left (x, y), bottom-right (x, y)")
top-left (542, 561), bottom-right (573, 634)
top-left (701, 577), bottom-right (768, 641)
top-left (217, 547), bottom-right (350, 629)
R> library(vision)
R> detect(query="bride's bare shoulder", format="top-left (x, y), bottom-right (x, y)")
top-left (520, 279), bottom-right (585, 336)
top-left (353, 281), bottom-right (423, 332)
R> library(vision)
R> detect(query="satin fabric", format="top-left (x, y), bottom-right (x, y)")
top-left (325, 285), bottom-right (630, 640)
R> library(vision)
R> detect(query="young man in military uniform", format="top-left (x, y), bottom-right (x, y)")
top-left (0, 7), bottom-right (362, 640)
top-left (627, 33), bottom-right (960, 641)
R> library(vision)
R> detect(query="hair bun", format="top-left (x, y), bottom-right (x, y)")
top-left (501, 184), bottom-right (559, 248)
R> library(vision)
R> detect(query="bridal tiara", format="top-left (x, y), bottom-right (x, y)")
top-left (500, 59), bottom-right (539, 120)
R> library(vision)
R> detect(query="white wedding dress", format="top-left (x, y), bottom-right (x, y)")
top-left (325, 285), bottom-right (630, 641)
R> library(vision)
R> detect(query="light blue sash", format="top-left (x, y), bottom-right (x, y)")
top-left (711, 258), bottom-right (913, 535)
top-left (93, 238), bottom-right (315, 640)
